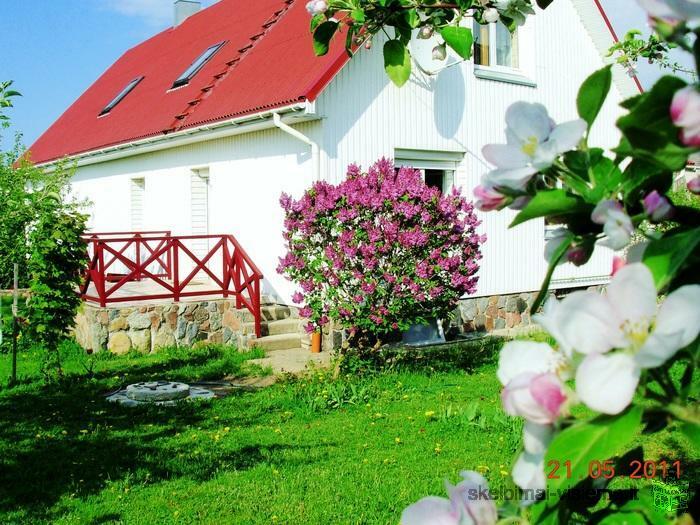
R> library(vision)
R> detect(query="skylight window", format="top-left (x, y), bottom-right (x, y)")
top-left (99, 77), bottom-right (144, 116)
top-left (172, 42), bottom-right (226, 89)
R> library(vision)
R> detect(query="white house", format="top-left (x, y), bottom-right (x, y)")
top-left (29, 0), bottom-right (639, 332)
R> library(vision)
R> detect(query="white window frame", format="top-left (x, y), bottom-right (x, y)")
top-left (472, 20), bottom-right (536, 87)
top-left (394, 149), bottom-right (464, 194)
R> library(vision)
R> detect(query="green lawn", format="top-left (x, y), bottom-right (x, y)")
top-left (0, 340), bottom-right (694, 524)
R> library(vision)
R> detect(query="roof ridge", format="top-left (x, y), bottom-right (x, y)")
top-left (168, 0), bottom-right (295, 132)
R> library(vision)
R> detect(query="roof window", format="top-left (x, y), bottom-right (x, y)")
top-left (99, 77), bottom-right (144, 116)
top-left (172, 42), bottom-right (226, 88)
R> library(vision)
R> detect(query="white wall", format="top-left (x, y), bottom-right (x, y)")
top-left (314, 0), bottom-right (634, 297)
top-left (72, 126), bottom-right (316, 303)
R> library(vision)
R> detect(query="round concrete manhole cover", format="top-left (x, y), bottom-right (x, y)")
top-left (107, 381), bottom-right (216, 407)
top-left (126, 381), bottom-right (191, 402)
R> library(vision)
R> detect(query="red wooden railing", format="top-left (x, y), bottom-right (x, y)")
top-left (80, 231), bottom-right (263, 337)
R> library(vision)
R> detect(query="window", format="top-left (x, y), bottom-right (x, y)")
top-left (99, 77), bottom-right (143, 116)
top-left (473, 21), bottom-right (518, 69)
top-left (172, 42), bottom-right (226, 89)
top-left (394, 149), bottom-right (463, 195)
top-left (130, 178), bottom-right (145, 231)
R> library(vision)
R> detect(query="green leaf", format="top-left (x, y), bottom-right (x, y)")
top-left (642, 227), bottom-right (700, 290)
top-left (439, 26), bottom-right (473, 60)
top-left (383, 40), bottom-right (412, 87)
top-left (309, 13), bottom-right (325, 32)
top-left (351, 9), bottom-right (365, 24)
top-left (530, 233), bottom-right (573, 314)
top-left (510, 190), bottom-right (591, 228)
top-left (546, 406), bottom-right (643, 496)
top-left (577, 65), bottom-right (612, 128)
top-left (680, 422), bottom-right (700, 453)
top-left (313, 21), bottom-right (339, 56)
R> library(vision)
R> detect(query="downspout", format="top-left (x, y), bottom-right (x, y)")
top-left (272, 112), bottom-right (320, 182)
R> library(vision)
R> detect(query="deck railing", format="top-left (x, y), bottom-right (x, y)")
top-left (80, 231), bottom-right (263, 337)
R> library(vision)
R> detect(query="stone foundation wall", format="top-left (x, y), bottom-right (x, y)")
top-left (74, 299), bottom-right (257, 354)
top-left (452, 291), bottom-right (539, 333)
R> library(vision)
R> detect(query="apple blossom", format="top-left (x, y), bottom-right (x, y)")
top-left (482, 102), bottom-right (587, 190)
top-left (501, 372), bottom-right (567, 424)
top-left (591, 200), bottom-right (634, 250)
top-left (671, 86), bottom-right (700, 147)
top-left (611, 255), bottom-right (626, 276)
top-left (473, 184), bottom-right (507, 211)
top-left (643, 190), bottom-right (673, 221)
top-left (401, 471), bottom-right (497, 525)
top-left (497, 340), bottom-right (569, 385)
top-left (688, 176), bottom-right (700, 194)
top-left (537, 263), bottom-right (700, 414)
top-left (544, 228), bottom-right (591, 267)
top-left (305, 0), bottom-right (328, 16)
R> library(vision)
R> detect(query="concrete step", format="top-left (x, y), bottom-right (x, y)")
top-left (248, 333), bottom-right (302, 352)
top-left (249, 348), bottom-right (332, 374)
top-left (244, 318), bottom-right (300, 337)
top-left (260, 305), bottom-right (298, 322)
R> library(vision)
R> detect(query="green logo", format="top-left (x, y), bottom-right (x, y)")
top-left (651, 480), bottom-right (690, 513)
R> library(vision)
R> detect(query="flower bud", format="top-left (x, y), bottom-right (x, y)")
top-left (432, 44), bottom-right (447, 61)
top-left (688, 177), bottom-right (700, 195)
top-left (670, 86), bottom-right (700, 147)
top-left (417, 26), bottom-right (434, 39)
top-left (483, 7), bottom-right (500, 23)
top-left (364, 38), bottom-right (373, 50)
top-left (473, 184), bottom-right (507, 211)
top-left (305, 0), bottom-right (328, 16)
top-left (501, 372), bottom-right (567, 425)
top-left (643, 190), bottom-right (673, 221)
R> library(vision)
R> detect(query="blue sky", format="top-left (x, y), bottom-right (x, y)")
top-left (0, 0), bottom-right (694, 151)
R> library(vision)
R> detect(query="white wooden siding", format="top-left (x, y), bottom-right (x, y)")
top-left (69, 0), bottom-right (634, 304)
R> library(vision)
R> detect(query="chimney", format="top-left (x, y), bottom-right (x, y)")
top-left (174, 0), bottom-right (201, 26)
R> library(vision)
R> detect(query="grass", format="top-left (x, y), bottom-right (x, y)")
top-left (0, 338), bottom-right (695, 524)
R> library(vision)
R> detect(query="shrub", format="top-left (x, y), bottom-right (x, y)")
top-left (26, 199), bottom-right (88, 378)
top-left (278, 158), bottom-right (484, 342)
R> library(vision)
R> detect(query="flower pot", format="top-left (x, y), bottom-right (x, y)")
top-left (402, 318), bottom-right (446, 347)
top-left (311, 332), bottom-right (322, 353)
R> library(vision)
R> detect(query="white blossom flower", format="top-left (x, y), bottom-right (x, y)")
top-left (482, 102), bottom-right (587, 190)
top-left (512, 452), bottom-right (546, 495)
top-left (401, 471), bottom-right (497, 525)
top-left (536, 263), bottom-right (700, 414)
top-left (591, 200), bottom-right (634, 250)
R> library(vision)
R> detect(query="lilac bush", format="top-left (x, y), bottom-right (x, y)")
top-left (278, 158), bottom-right (484, 340)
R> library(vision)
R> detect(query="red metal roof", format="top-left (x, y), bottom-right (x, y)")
top-left (28, 0), bottom-right (349, 165)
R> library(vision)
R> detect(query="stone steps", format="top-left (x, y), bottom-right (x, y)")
top-left (260, 305), bottom-right (298, 322)
top-left (244, 318), bottom-right (300, 337)
top-left (247, 333), bottom-right (302, 352)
